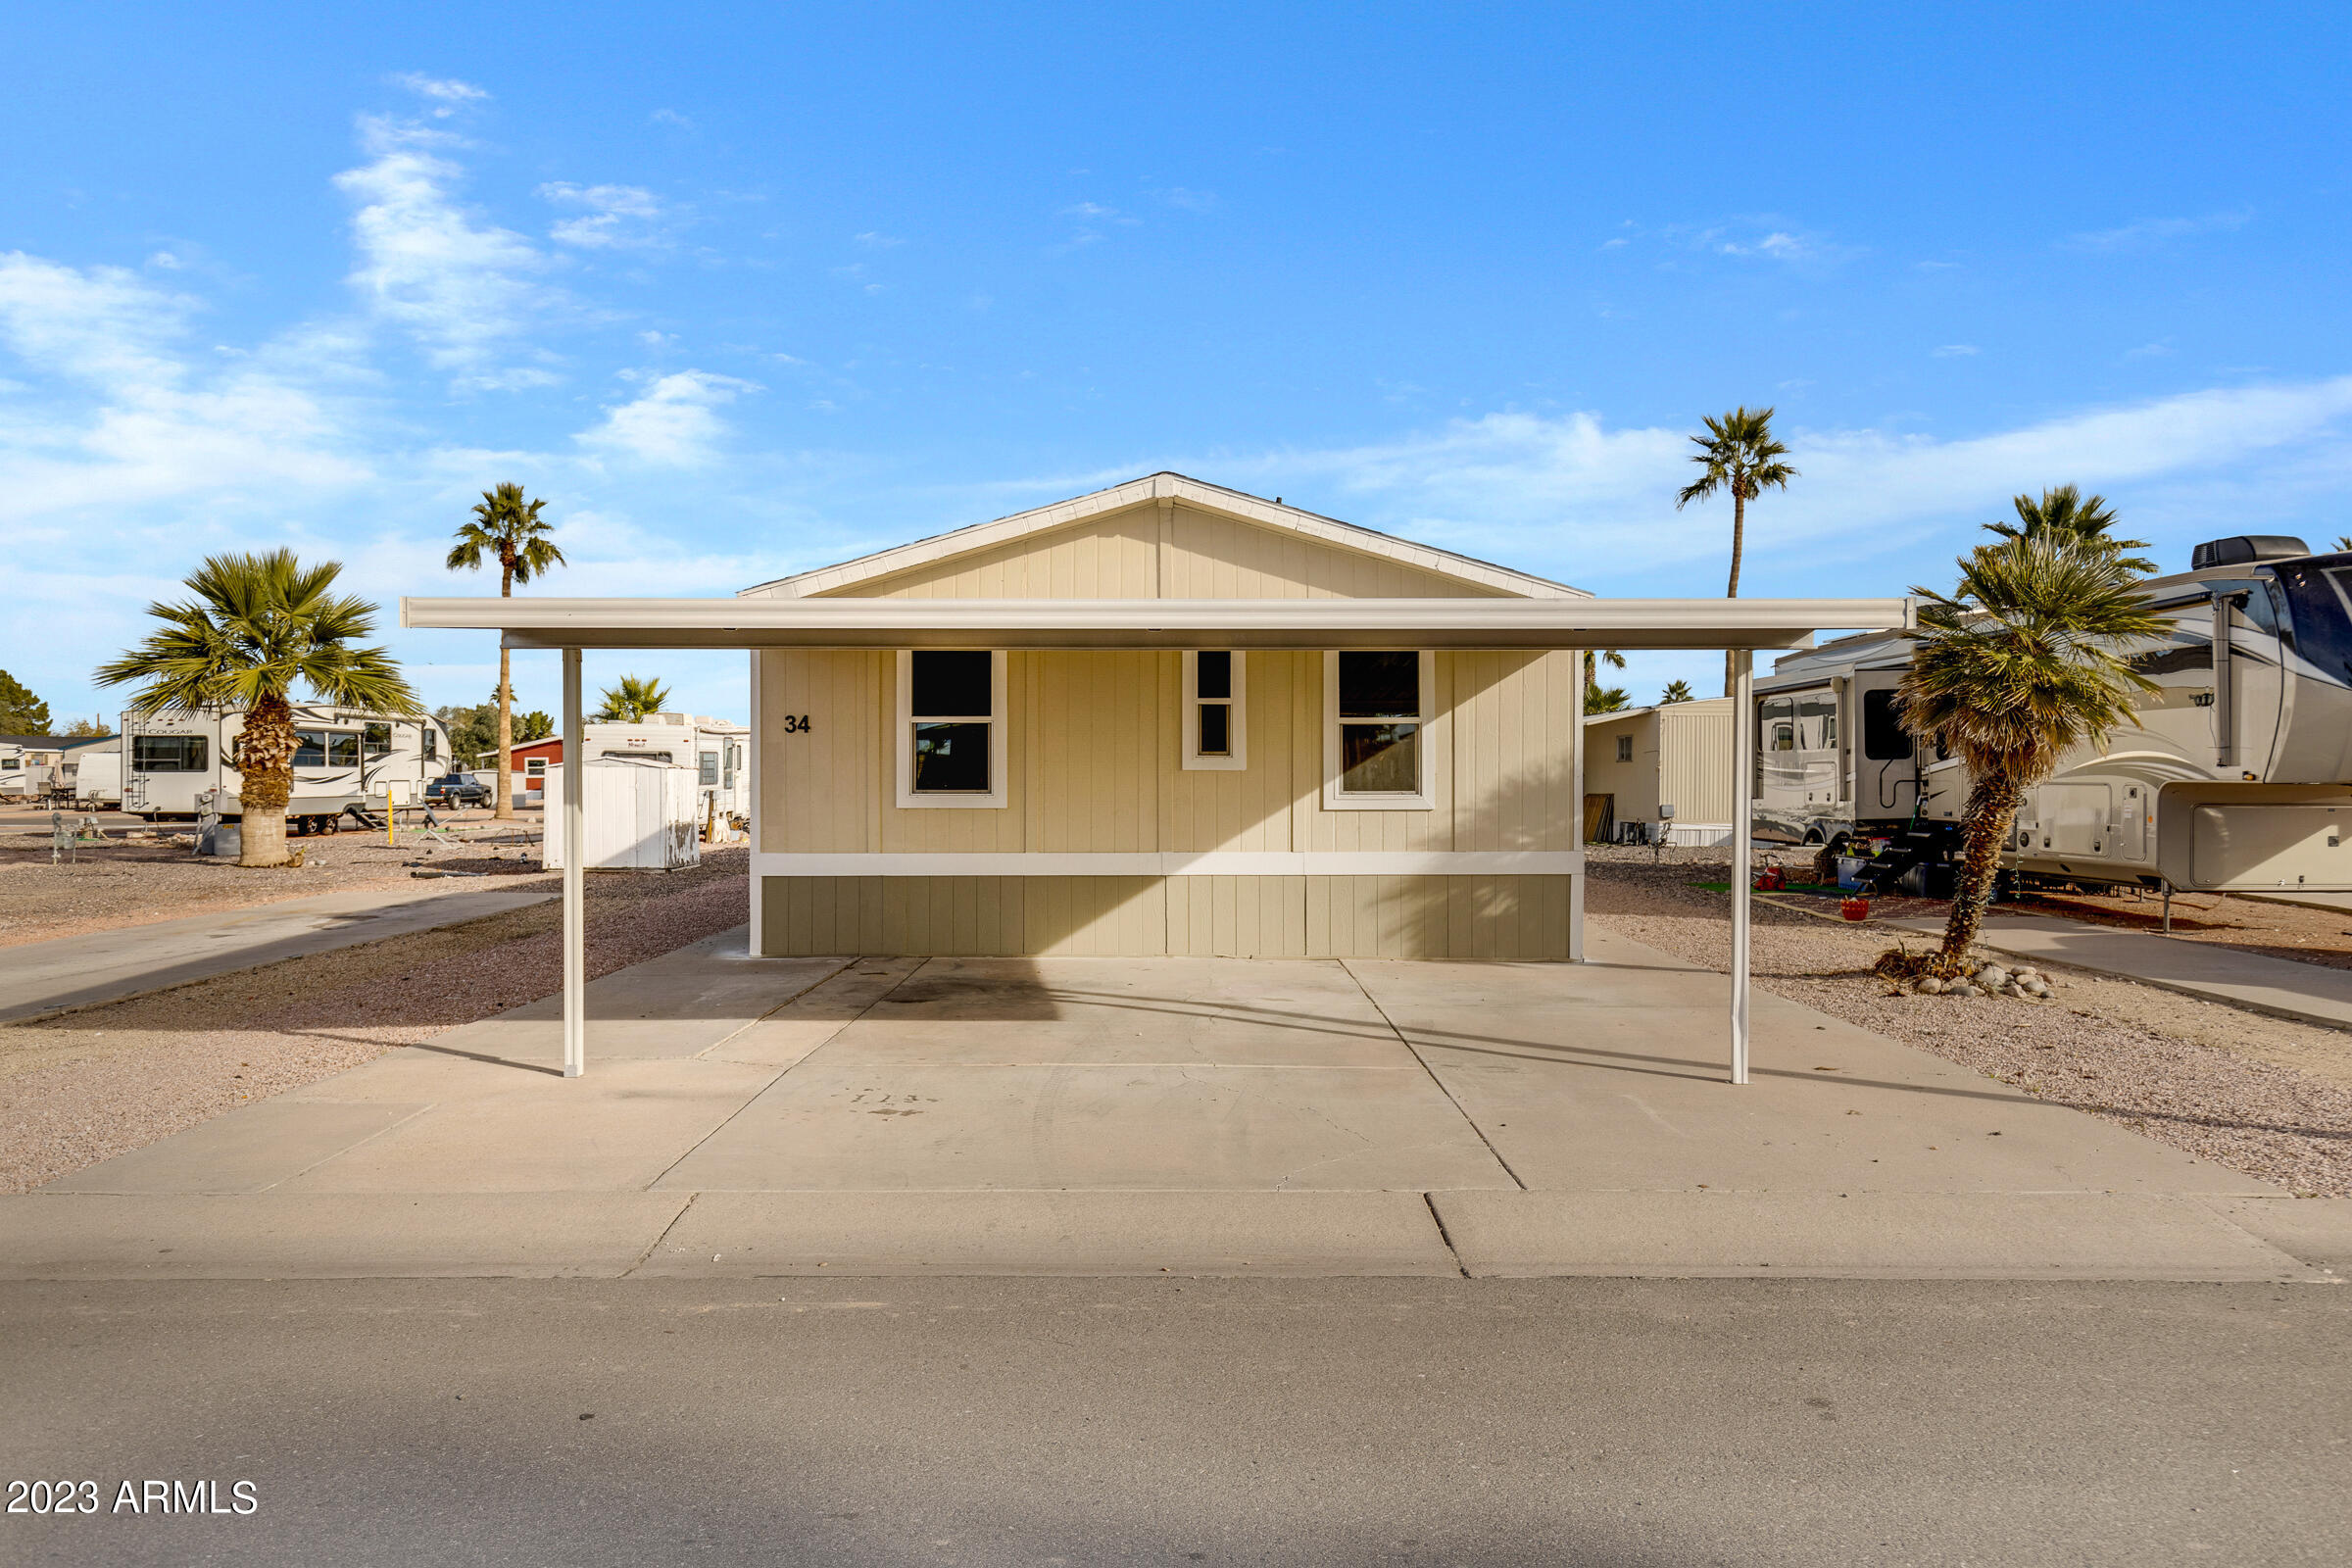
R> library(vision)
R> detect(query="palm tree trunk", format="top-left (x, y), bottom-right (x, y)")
top-left (232, 691), bottom-right (297, 868)
top-left (1937, 771), bottom-right (2022, 971)
top-left (1722, 490), bottom-right (1746, 698)
top-left (495, 564), bottom-right (514, 820)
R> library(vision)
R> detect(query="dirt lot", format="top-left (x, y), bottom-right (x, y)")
top-left (1588, 845), bottom-right (2352, 1197)
top-left (0, 808), bottom-right (551, 950)
top-left (0, 848), bottom-right (752, 1194)
top-left (2008, 883), bottom-right (2352, 969)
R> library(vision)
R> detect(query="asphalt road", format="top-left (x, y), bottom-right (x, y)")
top-left (2, 1277), bottom-right (2344, 1567)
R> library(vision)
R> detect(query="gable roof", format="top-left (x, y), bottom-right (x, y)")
top-left (739, 471), bottom-right (1588, 601)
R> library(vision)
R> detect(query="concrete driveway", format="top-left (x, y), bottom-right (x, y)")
top-left (6, 927), bottom-right (2346, 1281)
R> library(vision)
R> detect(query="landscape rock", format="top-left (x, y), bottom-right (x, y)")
top-left (1915, 976), bottom-right (1945, 995)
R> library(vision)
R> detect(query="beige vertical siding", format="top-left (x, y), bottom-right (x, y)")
top-left (1658, 700), bottom-right (1736, 823)
top-left (763, 874), bottom-right (1569, 958)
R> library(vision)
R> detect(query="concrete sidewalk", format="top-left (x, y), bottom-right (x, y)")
top-left (1891, 909), bottom-right (2352, 1030)
top-left (0, 882), bottom-right (556, 1023)
top-left (5, 929), bottom-right (2348, 1282)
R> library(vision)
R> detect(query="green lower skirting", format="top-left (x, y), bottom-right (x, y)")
top-left (759, 873), bottom-right (1573, 959)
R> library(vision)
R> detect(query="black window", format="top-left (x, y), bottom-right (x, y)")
top-left (328, 732), bottom-right (361, 767)
top-left (1195, 651), bottom-right (1235, 757)
top-left (1338, 653), bottom-right (1422, 794)
top-left (293, 729), bottom-right (327, 766)
top-left (364, 721), bottom-right (393, 758)
top-left (910, 651), bottom-right (994, 794)
top-left (1861, 690), bottom-right (1914, 761)
top-left (422, 728), bottom-right (438, 760)
top-left (132, 735), bottom-right (208, 772)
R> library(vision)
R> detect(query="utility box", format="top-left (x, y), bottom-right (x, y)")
top-left (540, 758), bottom-right (702, 871)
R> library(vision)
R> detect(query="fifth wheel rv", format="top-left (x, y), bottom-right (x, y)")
top-left (1753, 534), bottom-right (2352, 896)
top-left (122, 706), bottom-right (454, 830)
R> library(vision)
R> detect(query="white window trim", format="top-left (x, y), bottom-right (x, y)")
top-left (1615, 734), bottom-right (1633, 762)
top-left (1181, 650), bottom-right (1248, 771)
top-left (1322, 650), bottom-right (1437, 811)
top-left (896, 649), bottom-right (1008, 808)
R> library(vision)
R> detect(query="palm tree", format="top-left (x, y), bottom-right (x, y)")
top-left (95, 551), bottom-right (416, 868)
top-left (1988, 485), bottom-right (2156, 574)
top-left (1658, 679), bottom-right (1694, 705)
top-left (1894, 532), bottom-right (2166, 972)
top-left (447, 483), bottom-right (565, 819)
top-left (2332, 535), bottom-right (2350, 552)
top-left (595, 674), bottom-right (674, 722)
top-left (1582, 648), bottom-right (1628, 714)
top-left (1675, 407), bottom-right (1798, 696)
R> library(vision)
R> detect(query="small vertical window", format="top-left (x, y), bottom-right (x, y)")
top-left (1182, 651), bottom-right (1248, 770)
top-left (1323, 651), bottom-right (1435, 809)
top-left (699, 750), bottom-right (719, 786)
top-left (897, 650), bottom-right (1007, 807)
top-left (328, 732), bottom-right (362, 767)
top-left (422, 728), bottom-right (438, 761)
top-left (1615, 734), bottom-right (1634, 762)
top-left (363, 721), bottom-right (393, 758)
top-left (293, 730), bottom-right (327, 766)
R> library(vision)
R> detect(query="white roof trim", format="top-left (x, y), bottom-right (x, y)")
top-left (739, 471), bottom-right (1588, 601)
top-left (404, 594), bottom-right (1916, 653)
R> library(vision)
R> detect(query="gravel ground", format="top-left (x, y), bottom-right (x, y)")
top-left (2007, 883), bottom-right (2352, 969)
top-left (0, 848), bottom-right (751, 1194)
top-left (1587, 844), bottom-right (2352, 1196)
top-left (0, 808), bottom-right (551, 950)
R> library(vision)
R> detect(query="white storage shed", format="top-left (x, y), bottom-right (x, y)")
top-left (539, 757), bottom-right (702, 871)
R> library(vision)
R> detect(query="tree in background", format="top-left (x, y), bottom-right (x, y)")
top-left (1582, 649), bottom-right (1628, 715)
top-left (1675, 407), bottom-right (1798, 697)
top-left (446, 483), bottom-right (566, 819)
top-left (433, 702), bottom-right (496, 768)
top-left (1890, 529), bottom-right (2164, 973)
top-left (96, 551), bottom-right (416, 869)
top-left (2333, 535), bottom-right (2350, 552)
top-left (64, 714), bottom-right (113, 736)
top-left (595, 674), bottom-right (674, 722)
top-left (0, 670), bottom-right (52, 734)
top-left (1989, 485), bottom-right (2156, 574)
top-left (514, 710), bottom-right (555, 743)
top-left (1658, 679), bottom-right (1694, 705)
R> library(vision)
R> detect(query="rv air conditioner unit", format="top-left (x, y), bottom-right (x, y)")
top-left (2190, 535), bottom-right (2310, 569)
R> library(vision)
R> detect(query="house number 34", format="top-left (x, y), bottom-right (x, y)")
top-left (782, 714), bottom-right (813, 733)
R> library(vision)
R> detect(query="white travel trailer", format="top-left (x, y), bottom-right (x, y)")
top-left (1754, 534), bottom-right (2352, 897)
top-left (0, 737), bottom-right (68, 802)
top-left (122, 706), bottom-right (454, 830)
top-left (60, 735), bottom-right (122, 808)
top-left (524, 713), bottom-right (749, 824)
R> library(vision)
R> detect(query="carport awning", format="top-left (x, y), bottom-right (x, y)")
top-left (401, 595), bottom-right (1918, 651)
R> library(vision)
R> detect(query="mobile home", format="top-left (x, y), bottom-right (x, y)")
top-left (1753, 533), bottom-right (2352, 895)
top-left (122, 706), bottom-right (453, 828)
top-left (1581, 699), bottom-right (1736, 845)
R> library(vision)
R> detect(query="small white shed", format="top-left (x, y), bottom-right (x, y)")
top-left (539, 757), bottom-right (702, 871)
top-left (1582, 698), bottom-right (1737, 846)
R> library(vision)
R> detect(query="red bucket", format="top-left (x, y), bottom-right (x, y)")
top-left (1840, 896), bottom-right (1872, 922)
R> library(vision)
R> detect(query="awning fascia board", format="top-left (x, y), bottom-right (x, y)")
top-left (401, 595), bottom-right (1919, 652)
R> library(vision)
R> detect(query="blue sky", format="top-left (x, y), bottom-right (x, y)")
top-left (4, 2), bottom-right (2348, 725)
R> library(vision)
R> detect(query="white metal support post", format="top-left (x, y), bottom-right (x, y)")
top-left (1729, 649), bottom-right (1754, 1085)
top-left (1567, 647), bottom-right (1586, 963)
top-left (562, 647), bottom-right (585, 1079)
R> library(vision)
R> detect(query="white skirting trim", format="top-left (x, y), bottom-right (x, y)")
top-left (752, 850), bottom-right (1583, 877)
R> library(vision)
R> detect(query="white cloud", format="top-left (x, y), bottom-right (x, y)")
top-left (1931, 344), bottom-right (1980, 358)
top-left (2064, 210), bottom-right (2251, 251)
top-left (540, 181), bottom-right (668, 249)
top-left (390, 74), bottom-right (490, 117)
top-left (0, 253), bottom-right (370, 526)
top-left (333, 114), bottom-right (561, 389)
top-left (853, 230), bottom-right (902, 247)
top-left (1167, 377), bottom-right (2352, 580)
top-left (574, 369), bottom-right (760, 466)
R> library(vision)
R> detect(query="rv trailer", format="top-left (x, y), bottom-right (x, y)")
top-left (521, 713), bottom-right (749, 824)
top-left (0, 737), bottom-right (68, 803)
top-left (60, 734), bottom-right (122, 808)
top-left (122, 706), bottom-right (454, 830)
top-left (1754, 534), bottom-right (2352, 897)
